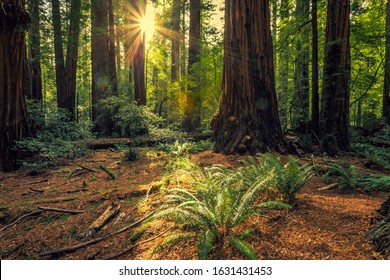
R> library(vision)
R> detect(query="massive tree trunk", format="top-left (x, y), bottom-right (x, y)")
top-left (384, 0), bottom-right (390, 124)
top-left (0, 0), bottom-right (30, 171)
top-left (171, 0), bottom-right (181, 83)
top-left (311, 0), bottom-right (320, 134)
top-left (52, 0), bottom-right (81, 120)
top-left (291, 0), bottom-right (310, 132)
top-left (91, 0), bottom-right (113, 135)
top-left (183, 0), bottom-right (201, 132)
top-left (321, 0), bottom-right (351, 151)
top-left (211, 0), bottom-right (288, 155)
top-left (27, 0), bottom-right (42, 101)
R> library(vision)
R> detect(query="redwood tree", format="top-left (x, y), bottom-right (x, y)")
top-left (0, 0), bottom-right (30, 171)
top-left (212, 0), bottom-right (287, 154)
top-left (311, 0), bottom-right (320, 134)
top-left (321, 0), bottom-right (351, 151)
top-left (384, 0), bottom-right (390, 123)
top-left (27, 0), bottom-right (42, 101)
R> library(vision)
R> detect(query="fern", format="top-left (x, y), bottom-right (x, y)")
top-left (360, 175), bottom-right (390, 192)
top-left (197, 230), bottom-right (218, 260)
top-left (229, 236), bottom-right (258, 260)
top-left (156, 164), bottom-right (290, 259)
top-left (324, 163), bottom-right (361, 190)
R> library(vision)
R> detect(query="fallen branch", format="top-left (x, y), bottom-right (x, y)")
top-left (0, 210), bottom-right (44, 233)
top-left (37, 206), bottom-right (86, 214)
top-left (76, 163), bottom-right (96, 173)
top-left (28, 179), bottom-right (49, 185)
top-left (107, 227), bottom-right (172, 260)
top-left (39, 211), bottom-right (156, 257)
top-left (82, 204), bottom-right (120, 237)
top-left (29, 187), bottom-right (45, 193)
top-left (318, 183), bottom-right (338, 191)
top-left (99, 164), bottom-right (116, 180)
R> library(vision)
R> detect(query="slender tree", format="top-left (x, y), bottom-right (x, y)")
top-left (51, 0), bottom-right (81, 120)
top-left (291, 0), bottom-right (310, 132)
top-left (183, 0), bottom-right (201, 132)
top-left (311, 0), bottom-right (320, 134)
top-left (171, 0), bottom-right (181, 83)
top-left (384, 0), bottom-right (390, 123)
top-left (212, 0), bottom-right (288, 154)
top-left (0, 0), bottom-right (30, 171)
top-left (321, 0), bottom-right (351, 151)
top-left (108, 0), bottom-right (118, 95)
top-left (27, 0), bottom-right (42, 101)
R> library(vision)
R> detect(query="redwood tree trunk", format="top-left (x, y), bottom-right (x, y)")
top-left (311, 0), bottom-right (320, 134)
top-left (27, 0), bottom-right (42, 101)
top-left (211, 0), bottom-right (288, 154)
top-left (91, 0), bottom-right (113, 135)
top-left (321, 0), bottom-right (351, 151)
top-left (384, 0), bottom-right (390, 123)
top-left (108, 0), bottom-right (118, 96)
top-left (171, 0), bottom-right (181, 83)
top-left (183, 0), bottom-right (201, 132)
top-left (292, 0), bottom-right (310, 132)
top-left (0, 0), bottom-right (30, 171)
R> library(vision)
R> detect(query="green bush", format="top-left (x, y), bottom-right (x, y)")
top-left (360, 175), bottom-right (390, 192)
top-left (323, 162), bottom-right (361, 190)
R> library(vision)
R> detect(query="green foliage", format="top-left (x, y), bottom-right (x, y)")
top-left (360, 175), bottom-right (390, 192)
top-left (124, 148), bottom-right (139, 161)
top-left (156, 165), bottom-right (291, 259)
top-left (229, 236), bottom-right (258, 260)
top-left (17, 101), bottom-right (92, 168)
top-left (262, 154), bottom-right (312, 203)
top-left (353, 143), bottom-right (390, 170)
top-left (323, 163), bottom-right (361, 190)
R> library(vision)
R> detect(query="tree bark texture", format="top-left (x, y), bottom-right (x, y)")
top-left (92, 0), bottom-right (113, 135)
top-left (108, 0), bottom-right (118, 95)
top-left (211, 0), bottom-right (287, 155)
top-left (183, 0), bottom-right (201, 132)
top-left (171, 0), bottom-right (181, 83)
top-left (321, 0), bottom-right (351, 151)
top-left (27, 0), bottom-right (42, 101)
top-left (311, 0), bottom-right (320, 134)
top-left (291, 0), bottom-right (310, 132)
top-left (0, 0), bottom-right (30, 171)
top-left (384, 0), bottom-right (390, 123)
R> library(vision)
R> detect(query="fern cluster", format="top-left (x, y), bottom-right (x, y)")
top-left (323, 162), bottom-right (361, 190)
top-left (156, 166), bottom-right (291, 259)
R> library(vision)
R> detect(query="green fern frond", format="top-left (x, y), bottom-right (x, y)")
top-left (229, 236), bottom-right (258, 260)
top-left (197, 230), bottom-right (218, 260)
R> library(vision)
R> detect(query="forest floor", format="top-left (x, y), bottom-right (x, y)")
top-left (0, 145), bottom-right (388, 260)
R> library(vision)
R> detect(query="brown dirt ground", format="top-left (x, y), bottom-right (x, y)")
top-left (0, 149), bottom-right (388, 260)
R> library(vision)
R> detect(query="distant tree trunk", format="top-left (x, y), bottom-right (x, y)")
top-left (27, 0), bottom-right (42, 101)
top-left (321, 0), bottom-right (351, 151)
top-left (65, 0), bottom-right (81, 120)
top-left (277, 0), bottom-right (290, 130)
top-left (51, 0), bottom-right (67, 110)
top-left (211, 0), bottom-right (288, 154)
top-left (0, 0), bottom-right (30, 171)
top-left (311, 0), bottom-right (320, 135)
top-left (52, 0), bottom-right (81, 120)
top-left (183, 0), bottom-right (201, 132)
top-left (108, 0), bottom-right (118, 95)
top-left (132, 0), bottom-right (146, 105)
top-left (384, 0), bottom-right (390, 123)
top-left (171, 0), bottom-right (181, 83)
top-left (291, 0), bottom-right (310, 132)
top-left (91, 0), bottom-right (112, 135)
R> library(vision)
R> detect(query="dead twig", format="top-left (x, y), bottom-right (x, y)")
top-left (99, 164), bottom-right (116, 180)
top-left (29, 187), bottom-right (45, 193)
top-left (0, 210), bottom-right (44, 233)
top-left (37, 206), bottom-right (86, 214)
top-left (39, 211), bottom-right (156, 257)
top-left (76, 163), bottom-right (96, 173)
top-left (28, 179), bottom-right (49, 185)
top-left (107, 226), bottom-right (172, 260)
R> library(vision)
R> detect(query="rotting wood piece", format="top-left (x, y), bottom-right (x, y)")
top-left (82, 203), bottom-right (120, 237)
top-left (99, 164), bottom-right (116, 180)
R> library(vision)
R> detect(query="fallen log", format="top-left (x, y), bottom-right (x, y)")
top-left (82, 203), bottom-right (120, 237)
top-left (37, 206), bottom-right (86, 214)
top-left (99, 164), bottom-right (116, 180)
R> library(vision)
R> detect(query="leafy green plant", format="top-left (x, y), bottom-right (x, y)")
top-left (262, 154), bottom-right (312, 203)
top-left (360, 175), bottom-right (390, 192)
top-left (156, 168), bottom-right (290, 259)
top-left (323, 163), bottom-right (361, 190)
top-left (124, 148), bottom-right (139, 161)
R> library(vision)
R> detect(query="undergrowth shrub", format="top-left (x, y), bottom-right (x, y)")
top-left (17, 101), bottom-right (92, 168)
top-left (353, 143), bottom-right (390, 170)
top-left (124, 148), bottom-right (139, 161)
top-left (360, 175), bottom-right (390, 192)
top-left (323, 162), bottom-right (361, 190)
